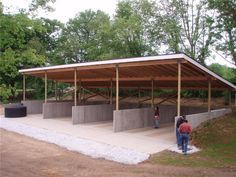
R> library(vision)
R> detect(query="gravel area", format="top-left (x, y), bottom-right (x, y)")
top-left (0, 118), bottom-right (149, 164)
top-left (168, 145), bottom-right (200, 154)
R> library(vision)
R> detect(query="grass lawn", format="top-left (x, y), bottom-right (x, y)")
top-left (149, 108), bottom-right (236, 169)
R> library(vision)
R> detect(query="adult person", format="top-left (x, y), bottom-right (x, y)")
top-left (176, 116), bottom-right (185, 149)
top-left (154, 106), bottom-right (160, 128)
top-left (179, 119), bottom-right (191, 155)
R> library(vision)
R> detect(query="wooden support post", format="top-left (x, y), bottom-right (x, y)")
top-left (23, 75), bottom-right (26, 101)
top-left (74, 69), bottom-right (77, 106)
top-left (177, 61), bottom-right (181, 117)
top-left (116, 65), bottom-right (119, 110)
top-left (228, 90), bottom-right (231, 107)
top-left (78, 80), bottom-right (81, 103)
top-left (81, 87), bottom-right (84, 102)
top-left (151, 79), bottom-right (154, 107)
top-left (235, 91), bottom-right (236, 106)
top-left (110, 79), bottom-right (113, 104)
top-left (44, 71), bottom-right (47, 103)
top-left (54, 81), bottom-right (57, 101)
top-left (208, 79), bottom-right (211, 112)
top-left (138, 87), bottom-right (140, 105)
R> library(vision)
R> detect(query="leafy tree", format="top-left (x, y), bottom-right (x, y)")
top-left (207, 0), bottom-right (236, 65)
top-left (208, 63), bottom-right (236, 84)
top-left (29, 0), bottom-right (56, 13)
top-left (38, 18), bottom-right (63, 65)
top-left (112, 0), bottom-right (158, 58)
top-left (58, 10), bottom-right (112, 63)
top-left (0, 11), bottom-right (61, 101)
top-left (154, 0), bottom-right (215, 65)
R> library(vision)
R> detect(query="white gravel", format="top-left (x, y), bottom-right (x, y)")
top-left (0, 118), bottom-right (149, 165)
top-left (168, 145), bottom-right (200, 154)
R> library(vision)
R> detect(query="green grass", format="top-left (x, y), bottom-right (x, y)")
top-left (149, 108), bottom-right (236, 169)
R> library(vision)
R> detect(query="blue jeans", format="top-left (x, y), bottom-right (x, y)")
top-left (180, 133), bottom-right (189, 153)
top-left (155, 119), bottom-right (160, 128)
top-left (176, 128), bottom-right (181, 147)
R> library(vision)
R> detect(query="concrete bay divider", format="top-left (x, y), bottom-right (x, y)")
top-left (43, 101), bottom-right (74, 119)
top-left (21, 100), bottom-right (44, 114)
top-left (72, 104), bottom-right (113, 124)
top-left (113, 108), bottom-right (155, 132)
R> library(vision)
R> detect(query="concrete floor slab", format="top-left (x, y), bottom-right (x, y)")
top-left (0, 114), bottom-right (175, 154)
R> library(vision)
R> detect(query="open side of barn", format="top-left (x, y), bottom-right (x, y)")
top-left (18, 53), bottom-right (236, 132)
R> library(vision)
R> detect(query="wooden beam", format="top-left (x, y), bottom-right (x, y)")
top-left (45, 71), bottom-right (47, 103)
top-left (58, 76), bottom-right (208, 83)
top-left (116, 65), bottom-right (119, 110)
top-left (66, 85), bottom-right (227, 91)
top-left (208, 79), bottom-right (211, 112)
top-left (110, 80), bottom-right (113, 104)
top-left (151, 79), bottom-right (154, 107)
top-left (139, 97), bottom-right (152, 104)
top-left (83, 87), bottom-right (109, 100)
top-left (157, 94), bottom-right (177, 105)
top-left (177, 61), bottom-right (181, 117)
top-left (74, 69), bottom-right (77, 106)
top-left (118, 59), bottom-right (187, 68)
top-left (23, 75), bottom-right (26, 101)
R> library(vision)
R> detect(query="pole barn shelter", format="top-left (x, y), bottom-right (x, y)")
top-left (19, 53), bottom-right (236, 132)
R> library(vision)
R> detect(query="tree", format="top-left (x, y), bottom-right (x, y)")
top-left (154, 0), bottom-right (215, 65)
top-left (208, 63), bottom-right (236, 84)
top-left (207, 0), bottom-right (236, 65)
top-left (29, 0), bottom-right (56, 14)
top-left (38, 18), bottom-right (63, 65)
top-left (0, 11), bottom-right (61, 101)
top-left (112, 0), bottom-right (158, 58)
top-left (57, 10), bottom-right (112, 63)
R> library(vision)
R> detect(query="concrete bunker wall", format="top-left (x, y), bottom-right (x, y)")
top-left (21, 100), bottom-right (44, 114)
top-left (113, 108), bottom-right (154, 132)
top-left (113, 105), bottom-right (208, 132)
top-left (43, 101), bottom-right (74, 119)
top-left (72, 104), bottom-right (113, 124)
top-left (175, 108), bottom-right (232, 130)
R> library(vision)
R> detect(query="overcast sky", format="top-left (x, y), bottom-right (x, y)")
top-left (2, 0), bottom-right (235, 68)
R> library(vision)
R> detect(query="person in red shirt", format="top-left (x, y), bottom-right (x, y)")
top-left (178, 119), bottom-right (191, 155)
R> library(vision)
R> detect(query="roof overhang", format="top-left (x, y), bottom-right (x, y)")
top-left (19, 53), bottom-right (236, 91)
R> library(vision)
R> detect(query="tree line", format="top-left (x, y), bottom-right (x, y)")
top-left (0, 0), bottom-right (235, 103)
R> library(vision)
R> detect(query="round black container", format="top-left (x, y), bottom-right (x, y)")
top-left (5, 103), bottom-right (27, 118)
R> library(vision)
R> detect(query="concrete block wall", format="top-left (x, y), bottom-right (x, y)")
top-left (175, 108), bottom-right (232, 130)
top-left (72, 104), bottom-right (113, 124)
top-left (157, 105), bottom-right (207, 124)
top-left (158, 105), bottom-right (177, 124)
top-left (21, 100), bottom-right (44, 114)
top-left (43, 101), bottom-right (74, 119)
top-left (181, 106), bottom-right (207, 116)
top-left (113, 108), bottom-right (154, 132)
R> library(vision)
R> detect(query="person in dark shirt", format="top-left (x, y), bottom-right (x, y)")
top-left (176, 116), bottom-right (185, 149)
top-left (154, 106), bottom-right (160, 128)
top-left (179, 119), bottom-right (192, 155)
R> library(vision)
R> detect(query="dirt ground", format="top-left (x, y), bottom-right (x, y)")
top-left (1, 129), bottom-right (235, 177)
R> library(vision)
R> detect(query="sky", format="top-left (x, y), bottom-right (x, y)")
top-left (1, 0), bottom-right (235, 68)
top-left (2, 0), bottom-right (118, 22)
